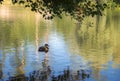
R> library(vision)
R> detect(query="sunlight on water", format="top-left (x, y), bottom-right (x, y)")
top-left (0, 5), bottom-right (120, 81)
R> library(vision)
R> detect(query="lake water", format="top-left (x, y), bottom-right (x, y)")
top-left (0, 5), bottom-right (120, 81)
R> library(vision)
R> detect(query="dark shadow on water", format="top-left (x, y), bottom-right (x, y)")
top-left (1, 59), bottom-right (91, 81)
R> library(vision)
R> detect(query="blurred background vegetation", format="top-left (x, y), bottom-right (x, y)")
top-left (0, 0), bottom-right (119, 21)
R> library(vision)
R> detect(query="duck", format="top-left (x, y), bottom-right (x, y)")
top-left (38, 44), bottom-right (49, 52)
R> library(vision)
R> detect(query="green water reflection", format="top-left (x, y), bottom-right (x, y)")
top-left (0, 5), bottom-right (120, 81)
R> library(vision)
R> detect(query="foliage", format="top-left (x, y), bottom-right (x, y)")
top-left (113, 0), bottom-right (120, 4)
top-left (0, 0), bottom-right (108, 21)
top-left (0, 0), bottom-right (3, 4)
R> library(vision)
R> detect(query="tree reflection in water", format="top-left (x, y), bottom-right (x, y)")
top-left (1, 58), bottom-right (91, 81)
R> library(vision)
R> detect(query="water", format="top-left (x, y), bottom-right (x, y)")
top-left (0, 5), bottom-right (120, 81)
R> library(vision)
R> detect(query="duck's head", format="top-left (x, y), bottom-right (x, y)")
top-left (45, 44), bottom-right (49, 47)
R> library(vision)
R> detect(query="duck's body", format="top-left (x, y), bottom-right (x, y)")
top-left (38, 44), bottom-right (49, 52)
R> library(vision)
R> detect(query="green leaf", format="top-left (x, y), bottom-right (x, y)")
top-left (19, 1), bottom-right (25, 4)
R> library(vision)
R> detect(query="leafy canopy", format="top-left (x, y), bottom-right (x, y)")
top-left (0, 0), bottom-right (108, 21)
